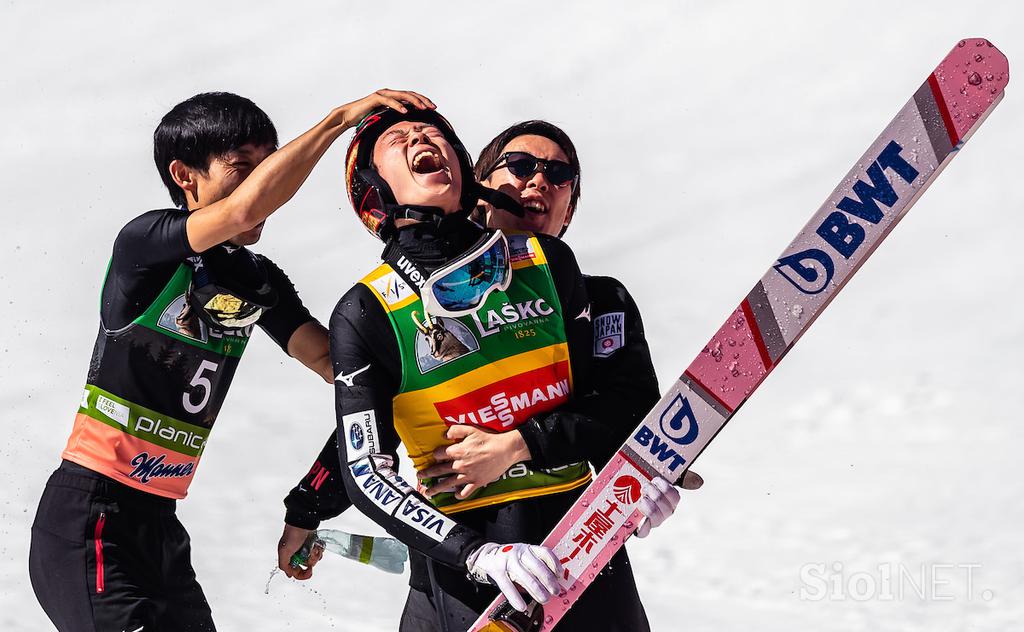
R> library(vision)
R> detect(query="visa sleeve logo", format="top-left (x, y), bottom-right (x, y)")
top-left (775, 141), bottom-right (920, 295)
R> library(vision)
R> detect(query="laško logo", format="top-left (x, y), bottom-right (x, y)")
top-left (433, 361), bottom-right (571, 431)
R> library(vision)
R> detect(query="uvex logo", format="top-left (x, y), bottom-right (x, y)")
top-left (395, 256), bottom-right (426, 288)
top-left (434, 361), bottom-right (571, 431)
top-left (470, 298), bottom-right (554, 337)
top-left (774, 141), bottom-right (919, 295)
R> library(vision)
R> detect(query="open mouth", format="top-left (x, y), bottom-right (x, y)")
top-left (521, 198), bottom-right (547, 215)
top-left (411, 149), bottom-right (445, 174)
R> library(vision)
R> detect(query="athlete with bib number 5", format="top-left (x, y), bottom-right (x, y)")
top-left (28, 88), bottom-right (434, 632)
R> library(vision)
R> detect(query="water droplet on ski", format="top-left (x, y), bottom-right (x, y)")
top-left (958, 40), bottom-right (966, 47)
top-left (624, 520), bottom-right (634, 529)
top-left (545, 615), bottom-right (554, 624)
top-left (728, 361), bottom-right (740, 377)
top-left (562, 599), bottom-right (570, 606)
top-left (790, 304), bottom-right (803, 319)
top-left (974, 54), bottom-right (984, 62)
top-left (975, 40), bottom-right (985, 46)
top-left (985, 73), bottom-right (994, 81)
top-left (968, 72), bottom-right (983, 86)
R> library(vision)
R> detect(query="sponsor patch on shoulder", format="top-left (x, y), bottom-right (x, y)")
top-left (508, 234), bottom-right (537, 263)
top-left (342, 410), bottom-right (379, 461)
top-left (593, 311), bottom-right (625, 357)
top-left (370, 272), bottom-right (415, 306)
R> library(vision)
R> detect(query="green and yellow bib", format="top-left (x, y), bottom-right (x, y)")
top-left (363, 232), bottom-right (591, 513)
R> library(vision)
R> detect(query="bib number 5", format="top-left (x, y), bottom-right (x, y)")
top-left (183, 360), bottom-right (219, 414)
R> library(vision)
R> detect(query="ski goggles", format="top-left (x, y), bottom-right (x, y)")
top-left (420, 230), bottom-right (512, 318)
top-left (483, 151), bottom-right (578, 188)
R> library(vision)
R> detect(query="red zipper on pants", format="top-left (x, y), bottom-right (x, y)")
top-left (94, 512), bottom-right (106, 593)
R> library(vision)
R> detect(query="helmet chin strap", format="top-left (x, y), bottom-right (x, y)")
top-left (472, 183), bottom-right (525, 217)
top-left (384, 182), bottom-right (526, 239)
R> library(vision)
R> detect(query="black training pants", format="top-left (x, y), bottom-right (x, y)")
top-left (29, 461), bottom-right (215, 632)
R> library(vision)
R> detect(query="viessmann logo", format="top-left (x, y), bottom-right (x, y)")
top-left (434, 361), bottom-right (571, 431)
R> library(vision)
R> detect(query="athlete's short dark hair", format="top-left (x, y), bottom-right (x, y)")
top-left (475, 120), bottom-right (582, 222)
top-left (153, 92), bottom-right (278, 208)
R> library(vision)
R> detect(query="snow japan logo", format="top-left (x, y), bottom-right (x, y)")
top-left (593, 312), bottom-right (625, 357)
top-left (434, 361), bottom-right (571, 431)
top-left (612, 475), bottom-right (641, 504)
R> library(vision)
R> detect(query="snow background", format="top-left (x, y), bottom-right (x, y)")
top-left (2, 1), bottom-right (1022, 630)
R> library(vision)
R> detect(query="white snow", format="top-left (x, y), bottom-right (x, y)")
top-left (2, 1), bottom-right (1022, 630)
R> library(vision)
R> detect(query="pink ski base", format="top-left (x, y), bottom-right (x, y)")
top-left (535, 453), bottom-right (650, 630)
top-left (932, 39), bottom-right (1010, 144)
top-left (685, 304), bottom-right (770, 412)
top-left (468, 38), bottom-right (1008, 632)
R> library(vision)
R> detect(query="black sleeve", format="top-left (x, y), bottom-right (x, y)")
top-left (532, 235), bottom-right (593, 392)
top-left (330, 285), bottom-right (486, 570)
top-left (255, 255), bottom-right (316, 351)
top-left (283, 431), bottom-right (352, 530)
top-left (112, 209), bottom-right (195, 267)
top-left (518, 274), bottom-right (661, 470)
top-left (101, 209), bottom-right (198, 330)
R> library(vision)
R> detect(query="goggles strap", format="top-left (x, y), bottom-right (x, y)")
top-left (382, 230), bottom-right (509, 318)
top-left (381, 240), bottom-right (432, 294)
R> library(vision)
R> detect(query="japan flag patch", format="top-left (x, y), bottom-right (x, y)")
top-left (593, 311), bottom-right (625, 357)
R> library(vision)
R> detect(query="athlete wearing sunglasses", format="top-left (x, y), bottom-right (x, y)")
top-left (413, 120), bottom-right (705, 632)
top-left (483, 151), bottom-right (579, 189)
top-left (280, 107), bottom-right (684, 632)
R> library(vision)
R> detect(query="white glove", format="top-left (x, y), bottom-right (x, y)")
top-left (466, 542), bottom-right (562, 612)
top-left (635, 476), bottom-right (681, 538)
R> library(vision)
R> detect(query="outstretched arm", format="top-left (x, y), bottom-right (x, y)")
top-left (184, 89), bottom-right (436, 253)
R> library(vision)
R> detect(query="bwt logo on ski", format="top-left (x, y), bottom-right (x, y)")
top-left (632, 394), bottom-right (700, 473)
top-left (434, 362), bottom-right (571, 431)
top-left (774, 141), bottom-right (920, 295)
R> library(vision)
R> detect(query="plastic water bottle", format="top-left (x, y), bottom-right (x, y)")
top-left (290, 529), bottom-right (408, 575)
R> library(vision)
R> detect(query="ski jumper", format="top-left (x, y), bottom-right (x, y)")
top-left (30, 209), bottom-right (314, 632)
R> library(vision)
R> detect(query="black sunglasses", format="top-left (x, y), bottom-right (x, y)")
top-left (483, 151), bottom-right (578, 188)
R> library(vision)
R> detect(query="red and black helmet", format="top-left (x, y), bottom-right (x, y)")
top-left (344, 107), bottom-right (476, 241)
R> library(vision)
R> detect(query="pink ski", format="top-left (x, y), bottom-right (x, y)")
top-left (470, 38), bottom-right (1009, 632)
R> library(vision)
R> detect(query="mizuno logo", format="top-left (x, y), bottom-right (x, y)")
top-left (576, 304), bottom-right (592, 321)
top-left (336, 364), bottom-right (370, 387)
